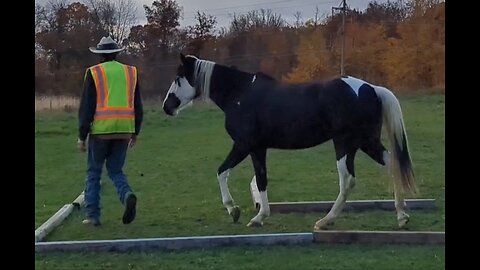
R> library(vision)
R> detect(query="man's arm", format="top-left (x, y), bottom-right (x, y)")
top-left (134, 79), bottom-right (144, 136)
top-left (78, 69), bottom-right (97, 142)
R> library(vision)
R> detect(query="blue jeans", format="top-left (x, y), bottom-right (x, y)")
top-left (84, 137), bottom-right (133, 221)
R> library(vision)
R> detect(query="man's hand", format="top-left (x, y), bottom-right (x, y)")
top-left (129, 134), bottom-right (137, 148)
top-left (77, 138), bottom-right (86, 152)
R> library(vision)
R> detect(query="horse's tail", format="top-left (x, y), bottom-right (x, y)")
top-left (375, 87), bottom-right (417, 194)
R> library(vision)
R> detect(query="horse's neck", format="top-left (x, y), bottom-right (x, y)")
top-left (208, 65), bottom-right (254, 112)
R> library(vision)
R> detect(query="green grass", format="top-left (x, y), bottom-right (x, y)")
top-left (35, 94), bottom-right (445, 269)
top-left (35, 244), bottom-right (445, 270)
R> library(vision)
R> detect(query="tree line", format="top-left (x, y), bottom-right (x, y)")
top-left (35, 0), bottom-right (445, 98)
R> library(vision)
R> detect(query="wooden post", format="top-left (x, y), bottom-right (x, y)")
top-left (35, 204), bottom-right (74, 242)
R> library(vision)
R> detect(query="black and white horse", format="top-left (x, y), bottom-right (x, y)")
top-left (163, 54), bottom-right (416, 229)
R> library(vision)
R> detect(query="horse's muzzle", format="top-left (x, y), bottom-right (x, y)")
top-left (163, 93), bottom-right (181, 116)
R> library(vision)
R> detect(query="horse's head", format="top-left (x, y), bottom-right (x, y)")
top-left (162, 54), bottom-right (200, 116)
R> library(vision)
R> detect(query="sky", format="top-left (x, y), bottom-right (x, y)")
top-left (35, 0), bottom-right (391, 29)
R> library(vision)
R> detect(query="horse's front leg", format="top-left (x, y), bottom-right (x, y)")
top-left (247, 148), bottom-right (270, 227)
top-left (217, 143), bottom-right (250, 223)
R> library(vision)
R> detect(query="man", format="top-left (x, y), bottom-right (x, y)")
top-left (77, 36), bottom-right (143, 226)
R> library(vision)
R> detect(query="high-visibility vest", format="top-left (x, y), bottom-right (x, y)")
top-left (87, 61), bottom-right (137, 135)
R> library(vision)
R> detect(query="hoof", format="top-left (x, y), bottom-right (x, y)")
top-left (397, 213), bottom-right (410, 228)
top-left (230, 205), bottom-right (241, 223)
top-left (247, 220), bottom-right (263, 227)
top-left (398, 217), bottom-right (410, 228)
top-left (314, 219), bottom-right (334, 230)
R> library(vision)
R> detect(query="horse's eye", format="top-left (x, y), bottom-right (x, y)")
top-left (177, 78), bottom-right (181, 87)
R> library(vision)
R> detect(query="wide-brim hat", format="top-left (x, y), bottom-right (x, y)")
top-left (89, 36), bottom-right (124, 54)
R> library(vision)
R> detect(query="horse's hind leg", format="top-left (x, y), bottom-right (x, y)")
top-left (247, 148), bottom-right (269, 227)
top-left (250, 175), bottom-right (261, 210)
top-left (314, 141), bottom-right (357, 230)
top-left (361, 142), bottom-right (409, 228)
top-left (217, 143), bottom-right (250, 223)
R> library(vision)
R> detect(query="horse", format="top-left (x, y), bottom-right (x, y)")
top-left (162, 54), bottom-right (416, 230)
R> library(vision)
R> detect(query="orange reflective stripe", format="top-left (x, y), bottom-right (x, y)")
top-left (94, 115), bottom-right (135, 120)
top-left (91, 65), bottom-right (107, 108)
top-left (95, 109), bottom-right (134, 116)
top-left (96, 107), bottom-right (134, 112)
top-left (124, 66), bottom-right (136, 108)
top-left (99, 65), bottom-right (109, 107)
top-left (124, 66), bottom-right (131, 107)
top-left (94, 109), bottom-right (134, 119)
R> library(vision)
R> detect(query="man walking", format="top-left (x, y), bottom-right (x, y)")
top-left (77, 36), bottom-right (143, 226)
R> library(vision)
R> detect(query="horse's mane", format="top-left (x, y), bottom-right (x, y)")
top-left (187, 55), bottom-right (281, 95)
top-left (186, 55), bottom-right (215, 99)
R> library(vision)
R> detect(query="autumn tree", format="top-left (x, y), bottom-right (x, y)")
top-left (35, 1), bottom-right (104, 95)
top-left (127, 0), bottom-right (184, 97)
top-left (258, 29), bottom-right (297, 80)
top-left (128, 0), bottom-right (183, 57)
top-left (382, 1), bottom-right (444, 89)
top-left (222, 9), bottom-right (286, 72)
top-left (34, 0), bottom-right (444, 97)
top-left (283, 27), bottom-right (333, 83)
top-left (343, 22), bottom-right (389, 83)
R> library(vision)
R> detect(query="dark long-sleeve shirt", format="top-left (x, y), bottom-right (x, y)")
top-left (78, 64), bottom-right (143, 141)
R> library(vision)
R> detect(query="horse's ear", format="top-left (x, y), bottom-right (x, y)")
top-left (180, 53), bottom-right (186, 63)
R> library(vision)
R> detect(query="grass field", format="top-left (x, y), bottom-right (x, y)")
top-left (36, 244), bottom-right (444, 270)
top-left (35, 94), bottom-right (445, 269)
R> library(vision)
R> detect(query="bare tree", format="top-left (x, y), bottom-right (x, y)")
top-left (229, 9), bottom-right (285, 34)
top-left (293, 11), bottom-right (303, 28)
top-left (85, 0), bottom-right (138, 42)
top-left (304, 6), bottom-right (321, 28)
top-left (35, 4), bottom-right (44, 32)
top-left (35, 0), bottom-right (69, 32)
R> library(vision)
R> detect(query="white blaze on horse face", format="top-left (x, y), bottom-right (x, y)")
top-left (341, 76), bottom-right (371, 96)
top-left (164, 76), bottom-right (196, 115)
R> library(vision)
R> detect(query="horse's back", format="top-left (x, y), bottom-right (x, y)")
top-left (240, 79), bottom-right (343, 148)
top-left (229, 75), bottom-right (384, 149)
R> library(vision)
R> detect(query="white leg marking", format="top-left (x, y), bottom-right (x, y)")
top-left (248, 191), bottom-right (270, 226)
top-left (315, 155), bottom-right (354, 229)
top-left (383, 151), bottom-right (409, 227)
top-left (250, 175), bottom-right (261, 208)
top-left (217, 169), bottom-right (234, 213)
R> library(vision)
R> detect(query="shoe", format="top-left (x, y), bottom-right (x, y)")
top-left (122, 193), bottom-right (137, 224)
top-left (82, 218), bottom-right (101, 226)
